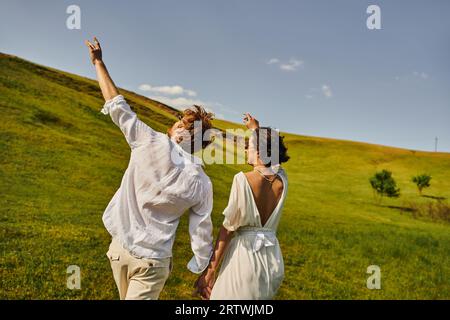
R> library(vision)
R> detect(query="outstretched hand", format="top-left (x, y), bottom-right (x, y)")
top-left (243, 113), bottom-right (259, 130)
top-left (85, 37), bottom-right (102, 65)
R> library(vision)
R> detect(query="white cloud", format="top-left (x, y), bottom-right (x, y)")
top-left (139, 83), bottom-right (239, 120)
top-left (149, 95), bottom-right (206, 109)
top-left (267, 58), bottom-right (280, 65)
top-left (266, 58), bottom-right (304, 72)
top-left (304, 86), bottom-right (332, 99)
top-left (138, 84), bottom-right (197, 97)
top-left (138, 84), bottom-right (152, 91)
top-left (321, 84), bottom-right (333, 98)
top-left (185, 90), bottom-right (197, 97)
top-left (148, 95), bottom-right (238, 120)
top-left (279, 59), bottom-right (304, 72)
top-left (412, 71), bottom-right (429, 80)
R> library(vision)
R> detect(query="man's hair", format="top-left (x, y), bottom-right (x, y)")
top-left (180, 105), bottom-right (215, 150)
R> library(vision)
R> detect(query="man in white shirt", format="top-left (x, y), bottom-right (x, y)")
top-left (85, 38), bottom-right (214, 300)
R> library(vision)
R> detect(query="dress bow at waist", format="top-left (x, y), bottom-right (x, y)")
top-left (236, 227), bottom-right (277, 253)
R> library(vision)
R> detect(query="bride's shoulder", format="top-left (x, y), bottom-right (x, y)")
top-left (234, 171), bottom-right (246, 179)
top-left (232, 171), bottom-right (248, 184)
top-left (277, 168), bottom-right (288, 185)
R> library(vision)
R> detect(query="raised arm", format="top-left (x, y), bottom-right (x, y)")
top-left (84, 37), bottom-right (164, 149)
top-left (85, 37), bottom-right (119, 101)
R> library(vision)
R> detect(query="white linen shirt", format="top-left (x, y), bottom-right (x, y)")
top-left (100, 95), bottom-right (213, 274)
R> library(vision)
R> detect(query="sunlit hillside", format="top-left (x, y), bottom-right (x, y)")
top-left (1, 53), bottom-right (449, 299)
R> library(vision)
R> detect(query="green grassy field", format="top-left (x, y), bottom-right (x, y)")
top-left (1, 53), bottom-right (449, 299)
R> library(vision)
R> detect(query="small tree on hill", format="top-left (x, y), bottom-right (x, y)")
top-left (369, 170), bottom-right (400, 204)
top-left (411, 174), bottom-right (432, 195)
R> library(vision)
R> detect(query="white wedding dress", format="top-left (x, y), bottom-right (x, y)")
top-left (210, 169), bottom-right (288, 300)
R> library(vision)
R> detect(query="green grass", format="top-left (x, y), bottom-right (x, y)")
top-left (0, 53), bottom-right (449, 299)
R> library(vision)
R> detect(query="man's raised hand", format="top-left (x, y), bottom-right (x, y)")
top-left (84, 37), bottom-right (119, 101)
top-left (85, 37), bottom-right (102, 65)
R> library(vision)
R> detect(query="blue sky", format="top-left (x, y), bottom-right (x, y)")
top-left (1, 0), bottom-right (449, 152)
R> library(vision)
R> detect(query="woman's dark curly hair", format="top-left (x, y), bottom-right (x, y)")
top-left (251, 127), bottom-right (290, 167)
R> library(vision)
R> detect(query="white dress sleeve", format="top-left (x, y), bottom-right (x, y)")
top-left (186, 177), bottom-right (214, 274)
top-left (222, 173), bottom-right (243, 231)
top-left (101, 95), bottom-right (162, 149)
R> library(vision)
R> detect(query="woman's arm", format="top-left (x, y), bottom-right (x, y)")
top-left (85, 37), bottom-right (119, 101)
top-left (194, 226), bottom-right (234, 299)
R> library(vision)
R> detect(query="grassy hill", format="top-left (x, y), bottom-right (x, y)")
top-left (0, 52), bottom-right (449, 299)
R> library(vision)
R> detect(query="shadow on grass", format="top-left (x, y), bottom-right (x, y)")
top-left (381, 205), bottom-right (417, 213)
top-left (380, 201), bottom-right (450, 223)
top-left (421, 195), bottom-right (447, 201)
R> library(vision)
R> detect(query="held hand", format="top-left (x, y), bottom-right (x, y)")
top-left (85, 37), bottom-right (102, 65)
top-left (193, 269), bottom-right (215, 300)
top-left (243, 113), bottom-right (259, 130)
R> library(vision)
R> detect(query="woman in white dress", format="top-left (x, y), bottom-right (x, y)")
top-left (194, 113), bottom-right (290, 300)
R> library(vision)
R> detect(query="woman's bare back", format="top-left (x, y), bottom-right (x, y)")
top-left (244, 171), bottom-right (284, 226)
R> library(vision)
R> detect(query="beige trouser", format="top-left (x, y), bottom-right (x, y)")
top-left (106, 238), bottom-right (172, 300)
